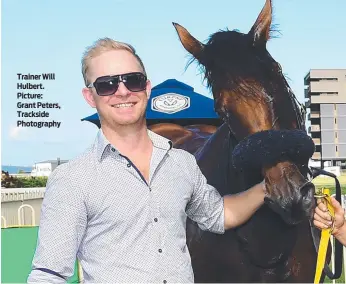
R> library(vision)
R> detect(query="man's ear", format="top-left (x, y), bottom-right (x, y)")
top-left (145, 80), bottom-right (152, 100)
top-left (82, 87), bottom-right (97, 108)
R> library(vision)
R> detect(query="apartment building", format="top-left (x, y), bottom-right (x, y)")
top-left (304, 69), bottom-right (346, 168)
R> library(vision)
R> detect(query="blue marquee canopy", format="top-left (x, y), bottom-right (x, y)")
top-left (81, 79), bottom-right (221, 128)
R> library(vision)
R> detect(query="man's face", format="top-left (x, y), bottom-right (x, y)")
top-left (82, 50), bottom-right (151, 128)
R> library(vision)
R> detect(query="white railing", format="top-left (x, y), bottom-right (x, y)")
top-left (1, 187), bottom-right (45, 202)
top-left (1, 187), bottom-right (46, 227)
top-left (1, 204), bottom-right (37, 227)
top-left (18, 204), bottom-right (36, 226)
top-left (1, 215), bottom-right (7, 228)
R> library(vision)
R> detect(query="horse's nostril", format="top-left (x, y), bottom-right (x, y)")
top-left (264, 197), bottom-right (275, 206)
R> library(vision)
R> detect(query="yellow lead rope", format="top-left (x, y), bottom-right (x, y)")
top-left (314, 188), bottom-right (335, 284)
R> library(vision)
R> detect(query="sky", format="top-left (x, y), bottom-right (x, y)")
top-left (1, 0), bottom-right (345, 166)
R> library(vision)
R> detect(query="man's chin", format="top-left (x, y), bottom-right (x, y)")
top-left (114, 116), bottom-right (145, 127)
top-left (99, 109), bottom-right (146, 128)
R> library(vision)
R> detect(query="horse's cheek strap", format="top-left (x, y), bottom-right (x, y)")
top-left (232, 129), bottom-right (315, 171)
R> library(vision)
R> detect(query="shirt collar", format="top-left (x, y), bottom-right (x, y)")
top-left (96, 130), bottom-right (112, 162)
top-left (147, 129), bottom-right (173, 151)
top-left (96, 129), bottom-right (173, 162)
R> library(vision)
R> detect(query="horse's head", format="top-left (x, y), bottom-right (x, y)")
top-left (173, 0), bottom-right (315, 225)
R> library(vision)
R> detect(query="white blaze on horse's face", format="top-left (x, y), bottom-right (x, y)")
top-left (84, 49), bottom-right (151, 128)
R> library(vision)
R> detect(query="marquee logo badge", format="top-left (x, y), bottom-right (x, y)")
top-left (151, 93), bottom-right (190, 114)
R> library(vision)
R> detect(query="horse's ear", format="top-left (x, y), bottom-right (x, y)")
top-left (248, 0), bottom-right (272, 46)
top-left (173, 22), bottom-right (205, 62)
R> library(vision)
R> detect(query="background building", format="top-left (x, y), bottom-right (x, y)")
top-left (304, 69), bottom-right (346, 168)
top-left (31, 158), bottom-right (68, 177)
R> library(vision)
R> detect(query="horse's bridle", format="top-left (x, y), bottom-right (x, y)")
top-left (266, 77), bottom-right (306, 131)
top-left (268, 86), bottom-right (343, 281)
top-left (217, 79), bottom-right (343, 281)
top-left (273, 81), bottom-right (342, 280)
top-left (285, 81), bottom-right (307, 131)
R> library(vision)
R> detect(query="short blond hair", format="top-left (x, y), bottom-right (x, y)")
top-left (81, 37), bottom-right (147, 86)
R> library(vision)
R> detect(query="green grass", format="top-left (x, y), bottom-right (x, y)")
top-left (1, 227), bottom-right (80, 283)
top-left (313, 172), bottom-right (346, 195)
top-left (324, 266), bottom-right (345, 283)
top-left (314, 185), bottom-right (346, 196)
top-left (323, 239), bottom-right (345, 284)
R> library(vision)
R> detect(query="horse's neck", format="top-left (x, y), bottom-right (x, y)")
top-left (196, 123), bottom-right (255, 196)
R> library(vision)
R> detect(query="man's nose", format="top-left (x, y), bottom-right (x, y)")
top-left (116, 82), bottom-right (130, 96)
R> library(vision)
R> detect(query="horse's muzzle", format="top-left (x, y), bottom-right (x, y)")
top-left (264, 181), bottom-right (315, 225)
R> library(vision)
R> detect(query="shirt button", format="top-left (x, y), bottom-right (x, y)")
top-left (127, 163), bottom-right (131, 167)
top-left (158, 249), bottom-right (162, 253)
top-left (111, 148), bottom-right (115, 152)
top-left (154, 218), bottom-right (158, 222)
top-left (163, 280), bottom-right (167, 284)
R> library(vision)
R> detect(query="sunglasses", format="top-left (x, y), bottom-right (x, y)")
top-left (88, 72), bottom-right (147, 96)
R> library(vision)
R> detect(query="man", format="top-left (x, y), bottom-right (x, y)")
top-left (27, 37), bottom-right (266, 283)
top-left (314, 196), bottom-right (346, 246)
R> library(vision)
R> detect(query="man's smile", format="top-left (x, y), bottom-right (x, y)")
top-left (111, 102), bottom-right (137, 108)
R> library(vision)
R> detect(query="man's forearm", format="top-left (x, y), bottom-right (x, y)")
top-left (27, 166), bottom-right (87, 283)
top-left (334, 223), bottom-right (346, 247)
top-left (223, 182), bottom-right (265, 230)
top-left (27, 269), bottom-right (66, 284)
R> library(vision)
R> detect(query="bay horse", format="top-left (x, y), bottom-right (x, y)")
top-left (148, 0), bottom-right (332, 282)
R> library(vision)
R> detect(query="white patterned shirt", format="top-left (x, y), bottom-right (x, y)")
top-left (27, 129), bottom-right (225, 283)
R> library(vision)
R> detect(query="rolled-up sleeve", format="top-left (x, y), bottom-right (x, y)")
top-left (185, 157), bottom-right (225, 234)
top-left (27, 164), bottom-right (87, 283)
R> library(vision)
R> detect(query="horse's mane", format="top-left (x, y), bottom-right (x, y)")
top-left (183, 14), bottom-right (282, 95)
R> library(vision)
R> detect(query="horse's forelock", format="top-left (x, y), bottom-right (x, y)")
top-left (188, 27), bottom-right (304, 131)
top-left (194, 30), bottom-right (285, 95)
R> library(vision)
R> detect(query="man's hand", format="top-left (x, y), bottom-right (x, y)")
top-left (313, 196), bottom-right (345, 236)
